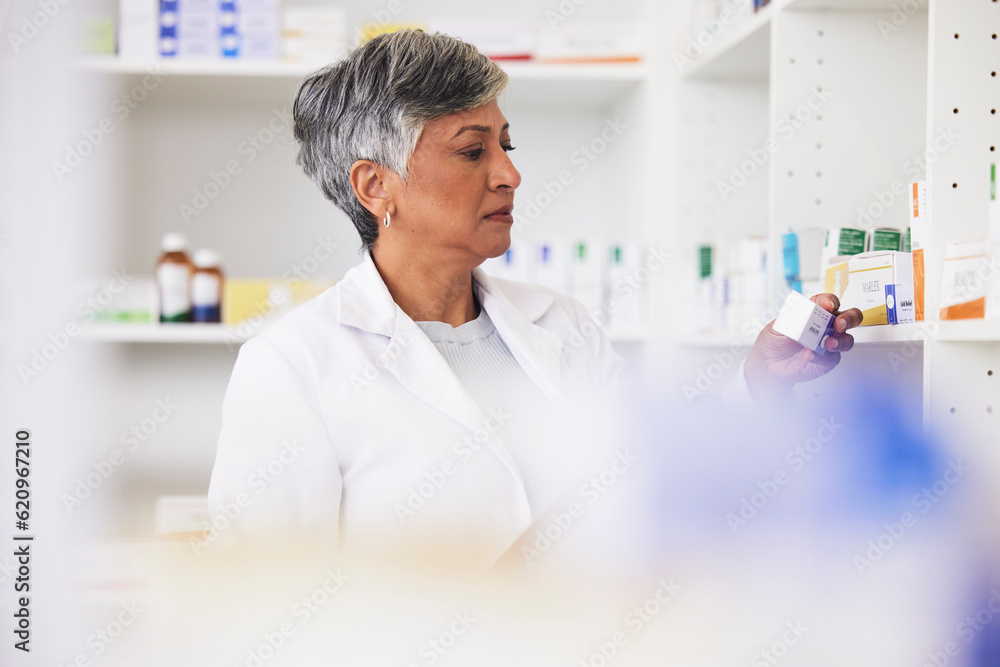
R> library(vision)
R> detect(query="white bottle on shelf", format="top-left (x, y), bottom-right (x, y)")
top-left (155, 233), bottom-right (193, 323)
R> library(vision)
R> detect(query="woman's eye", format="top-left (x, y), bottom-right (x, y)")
top-left (503, 145), bottom-right (516, 153)
top-left (463, 149), bottom-right (485, 160)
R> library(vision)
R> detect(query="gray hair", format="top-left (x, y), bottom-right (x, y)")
top-left (292, 29), bottom-right (509, 252)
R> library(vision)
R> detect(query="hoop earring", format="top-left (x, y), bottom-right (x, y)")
top-left (383, 210), bottom-right (391, 228)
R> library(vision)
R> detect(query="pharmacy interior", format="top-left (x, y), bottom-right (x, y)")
top-left (3, 0), bottom-right (1000, 664)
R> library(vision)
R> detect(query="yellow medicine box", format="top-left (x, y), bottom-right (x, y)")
top-left (824, 251), bottom-right (914, 326)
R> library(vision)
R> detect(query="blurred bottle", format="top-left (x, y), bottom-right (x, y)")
top-left (191, 248), bottom-right (224, 323)
top-left (155, 233), bottom-right (193, 323)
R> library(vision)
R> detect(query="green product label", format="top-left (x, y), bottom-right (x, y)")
top-left (837, 228), bottom-right (867, 256)
top-left (904, 228), bottom-right (911, 253)
top-left (160, 311), bottom-right (190, 323)
top-left (991, 163), bottom-right (996, 202)
top-left (576, 243), bottom-right (586, 261)
top-left (872, 230), bottom-right (902, 252)
top-left (698, 245), bottom-right (712, 279)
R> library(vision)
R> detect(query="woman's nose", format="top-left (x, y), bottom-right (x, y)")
top-left (493, 151), bottom-right (521, 190)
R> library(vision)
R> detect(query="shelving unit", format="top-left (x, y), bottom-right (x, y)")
top-left (82, 321), bottom-right (649, 344)
top-left (670, 0), bottom-right (999, 441)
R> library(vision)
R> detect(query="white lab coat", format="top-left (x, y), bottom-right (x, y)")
top-left (207, 252), bottom-right (626, 569)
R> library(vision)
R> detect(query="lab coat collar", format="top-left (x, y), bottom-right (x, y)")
top-left (335, 251), bottom-right (556, 333)
top-left (334, 252), bottom-right (567, 427)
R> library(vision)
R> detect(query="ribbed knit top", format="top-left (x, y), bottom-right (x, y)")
top-left (415, 307), bottom-right (573, 520)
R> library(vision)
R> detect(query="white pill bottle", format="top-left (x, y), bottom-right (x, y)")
top-left (155, 233), bottom-right (193, 323)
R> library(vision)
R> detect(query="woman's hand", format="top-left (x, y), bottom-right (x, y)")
top-left (743, 294), bottom-right (863, 405)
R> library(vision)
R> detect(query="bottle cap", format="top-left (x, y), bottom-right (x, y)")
top-left (161, 233), bottom-right (188, 252)
top-left (193, 248), bottom-right (221, 268)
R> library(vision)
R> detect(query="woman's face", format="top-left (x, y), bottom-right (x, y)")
top-left (384, 98), bottom-right (521, 264)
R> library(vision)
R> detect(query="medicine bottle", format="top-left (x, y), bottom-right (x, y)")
top-left (156, 233), bottom-right (193, 323)
top-left (191, 249), bottom-right (224, 323)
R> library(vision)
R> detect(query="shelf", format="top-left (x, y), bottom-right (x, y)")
top-left (73, 56), bottom-right (648, 82)
top-left (83, 322), bottom-right (648, 345)
top-left (673, 322), bottom-right (935, 347)
top-left (935, 320), bottom-right (1000, 343)
top-left (73, 56), bottom-right (648, 109)
top-left (679, 0), bottom-right (929, 81)
top-left (680, 1), bottom-right (783, 81)
top-left (849, 322), bottom-right (929, 344)
top-left (785, 0), bottom-right (929, 10)
top-left (671, 333), bottom-right (758, 348)
top-left (82, 323), bottom-right (251, 344)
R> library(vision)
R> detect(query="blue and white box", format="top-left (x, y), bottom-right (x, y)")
top-left (885, 283), bottom-right (915, 324)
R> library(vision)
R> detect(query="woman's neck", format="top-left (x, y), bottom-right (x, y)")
top-left (370, 246), bottom-right (480, 327)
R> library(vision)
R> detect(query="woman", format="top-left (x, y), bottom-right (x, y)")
top-left (207, 29), bottom-right (861, 569)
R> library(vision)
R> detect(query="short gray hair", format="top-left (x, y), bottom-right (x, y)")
top-left (292, 29), bottom-right (509, 252)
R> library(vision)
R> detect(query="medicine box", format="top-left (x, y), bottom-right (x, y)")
top-left (939, 241), bottom-right (988, 321)
top-left (824, 251), bottom-right (914, 326)
top-left (773, 290), bottom-right (834, 353)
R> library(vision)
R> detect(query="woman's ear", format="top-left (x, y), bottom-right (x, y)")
top-left (349, 160), bottom-right (393, 219)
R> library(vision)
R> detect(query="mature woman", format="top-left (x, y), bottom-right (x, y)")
top-left (207, 30), bottom-right (860, 568)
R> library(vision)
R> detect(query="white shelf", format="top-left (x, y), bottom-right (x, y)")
top-left (786, 0), bottom-right (929, 10)
top-left (82, 323), bottom-right (251, 344)
top-left (849, 322), bottom-right (929, 344)
top-left (671, 333), bottom-right (759, 348)
top-left (680, 0), bottom-right (929, 81)
top-left (935, 320), bottom-right (1000, 343)
top-left (83, 322), bottom-right (648, 345)
top-left (73, 56), bottom-right (649, 82)
top-left (681, 1), bottom-right (782, 81)
top-left (673, 323), bottom-right (933, 347)
top-left (73, 56), bottom-right (648, 109)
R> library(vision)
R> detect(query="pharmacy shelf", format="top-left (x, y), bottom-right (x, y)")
top-left (680, 0), bottom-right (929, 81)
top-left (673, 323), bottom-right (930, 347)
top-left (82, 323), bottom-right (251, 344)
top-left (935, 320), bottom-right (1000, 344)
top-left (849, 322), bottom-right (929, 344)
top-left (785, 0), bottom-right (929, 10)
top-left (83, 322), bottom-right (649, 345)
top-left (671, 333), bottom-right (759, 348)
top-left (680, 1), bottom-right (781, 81)
top-left (74, 56), bottom-right (649, 82)
top-left (73, 56), bottom-right (649, 109)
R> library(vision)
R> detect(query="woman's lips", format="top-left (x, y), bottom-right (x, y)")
top-left (485, 207), bottom-right (513, 223)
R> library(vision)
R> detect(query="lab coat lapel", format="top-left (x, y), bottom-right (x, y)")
top-left (335, 253), bottom-right (487, 432)
top-left (472, 268), bottom-right (568, 416)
